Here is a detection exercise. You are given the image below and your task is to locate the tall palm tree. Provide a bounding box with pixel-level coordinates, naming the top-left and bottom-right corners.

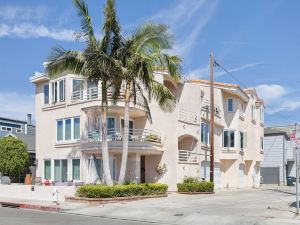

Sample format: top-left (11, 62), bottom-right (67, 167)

top-left (45, 0), bottom-right (123, 186)
top-left (112, 24), bottom-right (182, 184)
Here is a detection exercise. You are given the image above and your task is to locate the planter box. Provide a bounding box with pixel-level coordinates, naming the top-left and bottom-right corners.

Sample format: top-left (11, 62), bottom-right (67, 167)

top-left (66, 194), bottom-right (168, 205)
top-left (177, 192), bottom-right (214, 195)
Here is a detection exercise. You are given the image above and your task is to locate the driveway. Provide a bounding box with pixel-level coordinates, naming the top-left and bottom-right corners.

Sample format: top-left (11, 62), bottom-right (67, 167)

top-left (61, 186), bottom-right (300, 225)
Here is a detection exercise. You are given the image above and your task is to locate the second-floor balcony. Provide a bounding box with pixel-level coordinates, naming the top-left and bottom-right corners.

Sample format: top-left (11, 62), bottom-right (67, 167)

top-left (80, 128), bottom-right (163, 154)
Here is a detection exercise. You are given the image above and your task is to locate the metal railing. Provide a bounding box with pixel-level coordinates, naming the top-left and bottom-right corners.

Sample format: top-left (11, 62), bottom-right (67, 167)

top-left (72, 87), bottom-right (144, 106)
top-left (84, 128), bottom-right (161, 144)
top-left (178, 108), bottom-right (199, 124)
top-left (178, 150), bottom-right (199, 163)
top-left (201, 99), bottom-right (222, 118)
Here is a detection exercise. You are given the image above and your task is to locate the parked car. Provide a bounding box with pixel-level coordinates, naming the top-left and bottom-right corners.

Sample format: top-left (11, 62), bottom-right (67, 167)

top-left (287, 176), bottom-right (296, 186)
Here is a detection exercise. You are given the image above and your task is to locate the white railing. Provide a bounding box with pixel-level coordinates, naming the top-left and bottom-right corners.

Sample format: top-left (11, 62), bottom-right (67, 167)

top-left (178, 108), bottom-right (199, 124)
top-left (72, 87), bottom-right (144, 106)
top-left (201, 99), bottom-right (222, 118)
top-left (84, 128), bottom-right (162, 144)
top-left (178, 150), bottom-right (199, 163)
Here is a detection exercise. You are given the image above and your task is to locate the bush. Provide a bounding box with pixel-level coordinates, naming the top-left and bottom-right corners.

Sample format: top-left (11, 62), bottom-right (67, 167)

top-left (76, 183), bottom-right (168, 198)
top-left (183, 176), bottom-right (200, 183)
top-left (177, 182), bottom-right (214, 192)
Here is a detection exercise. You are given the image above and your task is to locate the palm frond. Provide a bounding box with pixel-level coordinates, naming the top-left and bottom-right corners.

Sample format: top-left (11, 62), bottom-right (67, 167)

top-left (135, 83), bottom-right (152, 123)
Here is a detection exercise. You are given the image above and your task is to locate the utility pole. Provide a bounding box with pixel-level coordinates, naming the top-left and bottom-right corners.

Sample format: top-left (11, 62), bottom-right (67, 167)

top-left (295, 123), bottom-right (299, 214)
top-left (209, 52), bottom-right (215, 183)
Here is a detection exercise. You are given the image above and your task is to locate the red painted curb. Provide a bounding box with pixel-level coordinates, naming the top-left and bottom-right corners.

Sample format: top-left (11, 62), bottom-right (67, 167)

top-left (0, 201), bottom-right (60, 212)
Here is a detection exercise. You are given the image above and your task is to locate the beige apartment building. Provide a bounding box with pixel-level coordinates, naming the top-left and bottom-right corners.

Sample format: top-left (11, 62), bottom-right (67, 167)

top-left (30, 71), bottom-right (264, 191)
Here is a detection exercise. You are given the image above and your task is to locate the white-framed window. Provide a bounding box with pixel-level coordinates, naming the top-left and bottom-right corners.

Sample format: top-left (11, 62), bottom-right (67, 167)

top-left (16, 128), bottom-right (22, 133)
top-left (98, 116), bottom-right (116, 137)
top-left (72, 159), bottom-right (80, 181)
top-left (43, 84), bottom-right (49, 104)
top-left (44, 160), bottom-right (51, 180)
top-left (260, 107), bottom-right (264, 124)
top-left (56, 117), bottom-right (81, 142)
top-left (86, 157), bottom-right (116, 181)
top-left (223, 130), bottom-right (235, 148)
top-left (50, 79), bottom-right (65, 104)
top-left (251, 105), bottom-right (256, 121)
top-left (54, 159), bottom-right (68, 182)
top-left (201, 122), bottom-right (209, 145)
top-left (72, 79), bottom-right (84, 100)
top-left (1, 126), bottom-right (12, 132)
top-left (260, 137), bottom-right (264, 149)
top-left (227, 98), bottom-right (234, 112)
top-left (240, 132), bottom-right (246, 149)
top-left (121, 118), bottom-right (134, 135)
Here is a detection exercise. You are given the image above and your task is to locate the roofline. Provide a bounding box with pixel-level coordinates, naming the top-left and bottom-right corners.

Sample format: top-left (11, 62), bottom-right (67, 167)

top-left (0, 117), bottom-right (27, 124)
top-left (264, 132), bottom-right (289, 139)
top-left (188, 79), bottom-right (250, 100)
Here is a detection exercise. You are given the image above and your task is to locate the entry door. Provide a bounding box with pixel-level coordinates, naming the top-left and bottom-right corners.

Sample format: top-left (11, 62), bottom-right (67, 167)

top-left (140, 156), bottom-right (146, 183)
top-left (201, 161), bottom-right (221, 189)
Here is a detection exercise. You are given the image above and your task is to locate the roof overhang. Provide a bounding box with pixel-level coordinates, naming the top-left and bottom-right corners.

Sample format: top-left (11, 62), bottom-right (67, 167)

top-left (29, 72), bottom-right (50, 84)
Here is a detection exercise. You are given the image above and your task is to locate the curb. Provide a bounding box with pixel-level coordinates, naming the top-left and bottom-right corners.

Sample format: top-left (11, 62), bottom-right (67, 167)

top-left (0, 201), bottom-right (60, 212)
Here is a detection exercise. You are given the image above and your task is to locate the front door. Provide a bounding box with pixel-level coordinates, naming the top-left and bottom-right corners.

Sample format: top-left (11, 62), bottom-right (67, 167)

top-left (140, 156), bottom-right (145, 183)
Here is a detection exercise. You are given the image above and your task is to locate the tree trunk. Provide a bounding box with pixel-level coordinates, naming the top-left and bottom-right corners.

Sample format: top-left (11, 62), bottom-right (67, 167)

top-left (118, 86), bottom-right (130, 184)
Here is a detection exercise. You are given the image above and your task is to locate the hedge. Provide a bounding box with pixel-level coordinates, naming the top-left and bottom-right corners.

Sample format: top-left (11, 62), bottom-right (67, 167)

top-left (76, 183), bottom-right (168, 198)
top-left (177, 182), bottom-right (214, 192)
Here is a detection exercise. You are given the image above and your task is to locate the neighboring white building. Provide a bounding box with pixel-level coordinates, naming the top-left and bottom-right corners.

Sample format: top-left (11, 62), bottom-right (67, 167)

top-left (30, 71), bottom-right (264, 190)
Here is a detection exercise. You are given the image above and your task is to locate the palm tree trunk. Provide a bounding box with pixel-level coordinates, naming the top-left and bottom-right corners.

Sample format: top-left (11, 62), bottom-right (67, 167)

top-left (118, 86), bottom-right (130, 184)
top-left (101, 82), bottom-right (113, 186)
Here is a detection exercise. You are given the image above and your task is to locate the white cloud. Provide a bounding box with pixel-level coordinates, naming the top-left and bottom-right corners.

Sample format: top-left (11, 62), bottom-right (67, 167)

top-left (255, 84), bottom-right (287, 105)
top-left (187, 62), bottom-right (259, 79)
top-left (0, 5), bottom-right (49, 22)
top-left (0, 23), bottom-right (76, 41)
top-left (266, 100), bottom-right (300, 115)
top-left (0, 92), bottom-right (35, 121)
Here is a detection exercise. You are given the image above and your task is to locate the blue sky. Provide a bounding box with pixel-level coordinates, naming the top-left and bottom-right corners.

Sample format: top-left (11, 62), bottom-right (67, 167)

top-left (0, 0), bottom-right (299, 126)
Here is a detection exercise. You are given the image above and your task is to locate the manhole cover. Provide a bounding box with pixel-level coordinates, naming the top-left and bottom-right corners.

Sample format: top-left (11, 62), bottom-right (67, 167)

top-left (174, 213), bottom-right (183, 216)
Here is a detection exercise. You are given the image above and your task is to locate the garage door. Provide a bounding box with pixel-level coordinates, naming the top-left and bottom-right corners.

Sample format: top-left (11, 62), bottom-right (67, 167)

top-left (261, 167), bottom-right (279, 185)
top-left (201, 161), bottom-right (221, 189)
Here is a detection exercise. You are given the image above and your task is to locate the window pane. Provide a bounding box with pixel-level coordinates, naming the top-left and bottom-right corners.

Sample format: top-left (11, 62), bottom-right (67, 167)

top-left (54, 160), bottom-right (61, 181)
top-left (107, 118), bottom-right (115, 136)
top-left (73, 80), bottom-right (84, 92)
top-left (52, 82), bottom-right (58, 103)
top-left (240, 132), bottom-right (244, 149)
top-left (74, 117), bottom-right (80, 140)
top-left (57, 120), bottom-right (63, 141)
top-left (227, 99), bottom-right (233, 112)
top-left (72, 159), bottom-right (80, 180)
top-left (61, 160), bottom-right (68, 182)
top-left (44, 84), bottom-right (49, 104)
top-left (44, 160), bottom-right (51, 180)
top-left (59, 80), bottom-right (65, 102)
top-left (230, 131), bottom-right (235, 147)
top-left (65, 119), bottom-right (71, 140)
top-left (223, 131), bottom-right (228, 147)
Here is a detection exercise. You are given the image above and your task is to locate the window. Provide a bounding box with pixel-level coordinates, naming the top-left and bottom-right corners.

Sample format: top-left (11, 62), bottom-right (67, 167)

top-left (251, 105), bottom-right (256, 121)
top-left (54, 159), bottom-right (68, 182)
top-left (59, 79), bottom-right (65, 102)
top-left (44, 160), bottom-right (51, 180)
top-left (56, 117), bottom-right (81, 141)
top-left (73, 79), bottom-right (84, 99)
top-left (260, 107), bottom-right (264, 124)
top-left (57, 120), bottom-right (63, 141)
top-left (240, 132), bottom-right (246, 149)
top-left (223, 130), bottom-right (235, 148)
top-left (16, 128), bottom-right (22, 133)
top-left (227, 98), bottom-right (234, 112)
top-left (65, 119), bottom-right (72, 140)
top-left (1, 126), bottom-right (12, 132)
top-left (260, 137), bottom-right (264, 149)
top-left (201, 122), bottom-right (209, 145)
top-left (74, 117), bottom-right (80, 140)
top-left (52, 81), bottom-right (58, 103)
top-left (44, 84), bottom-right (49, 104)
top-left (72, 159), bottom-right (80, 180)
top-left (121, 118), bottom-right (134, 135)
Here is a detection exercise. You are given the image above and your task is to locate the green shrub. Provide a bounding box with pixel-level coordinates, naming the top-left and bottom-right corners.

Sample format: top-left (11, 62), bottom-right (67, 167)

top-left (183, 176), bottom-right (200, 183)
top-left (76, 183), bottom-right (168, 198)
top-left (177, 182), bottom-right (214, 192)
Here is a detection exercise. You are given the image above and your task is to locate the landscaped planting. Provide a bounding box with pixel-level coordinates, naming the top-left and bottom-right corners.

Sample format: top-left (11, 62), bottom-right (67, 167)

top-left (177, 177), bottom-right (214, 193)
top-left (76, 183), bottom-right (168, 198)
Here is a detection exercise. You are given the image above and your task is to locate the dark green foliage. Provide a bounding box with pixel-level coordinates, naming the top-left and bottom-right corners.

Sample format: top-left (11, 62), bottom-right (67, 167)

top-left (177, 182), bottom-right (214, 192)
top-left (183, 176), bottom-right (201, 183)
top-left (0, 137), bottom-right (29, 177)
top-left (76, 183), bottom-right (168, 198)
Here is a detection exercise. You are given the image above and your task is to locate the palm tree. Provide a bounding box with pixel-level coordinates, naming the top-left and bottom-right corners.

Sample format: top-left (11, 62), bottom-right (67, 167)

top-left (112, 24), bottom-right (182, 184)
top-left (45, 0), bottom-right (123, 186)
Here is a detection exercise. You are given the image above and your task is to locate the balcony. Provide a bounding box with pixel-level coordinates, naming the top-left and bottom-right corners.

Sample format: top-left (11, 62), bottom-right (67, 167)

top-left (220, 148), bottom-right (239, 160)
top-left (71, 87), bottom-right (145, 110)
top-left (201, 99), bottom-right (223, 126)
top-left (80, 128), bottom-right (163, 154)
top-left (178, 108), bottom-right (199, 125)
top-left (178, 150), bottom-right (199, 164)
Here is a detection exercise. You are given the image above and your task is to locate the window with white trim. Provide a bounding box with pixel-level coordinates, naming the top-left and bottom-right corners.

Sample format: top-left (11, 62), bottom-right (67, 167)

top-left (201, 122), bottom-right (209, 145)
top-left (16, 128), bottom-right (22, 133)
top-left (227, 98), bottom-right (234, 112)
top-left (223, 130), bottom-right (235, 148)
top-left (72, 159), bottom-right (80, 180)
top-left (56, 117), bottom-right (80, 141)
top-left (44, 84), bottom-right (49, 104)
top-left (50, 79), bottom-right (65, 104)
top-left (251, 105), bottom-right (256, 121)
top-left (1, 126), bottom-right (12, 132)
top-left (240, 132), bottom-right (246, 149)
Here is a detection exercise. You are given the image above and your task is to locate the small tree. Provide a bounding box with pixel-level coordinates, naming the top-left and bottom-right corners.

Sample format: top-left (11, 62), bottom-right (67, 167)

top-left (0, 137), bottom-right (29, 177)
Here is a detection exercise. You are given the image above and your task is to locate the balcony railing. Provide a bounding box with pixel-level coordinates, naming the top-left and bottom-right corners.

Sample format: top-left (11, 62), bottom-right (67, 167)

top-left (83, 128), bottom-right (162, 144)
top-left (178, 150), bottom-right (199, 163)
top-left (178, 108), bottom-right (199, 124)
top-left (72, 87), bottom-right (144, 107)
top-left (201, 99), bottom-right (222, 118)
